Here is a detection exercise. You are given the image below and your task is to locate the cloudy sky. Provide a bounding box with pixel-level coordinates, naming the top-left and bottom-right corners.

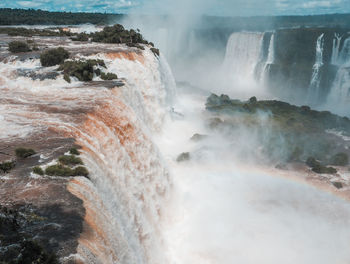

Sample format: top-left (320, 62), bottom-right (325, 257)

top-left (1, 0), bottom-right (349, 16)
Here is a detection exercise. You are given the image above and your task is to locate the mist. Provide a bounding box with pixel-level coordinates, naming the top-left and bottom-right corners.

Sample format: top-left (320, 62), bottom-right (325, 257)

top-left (118, 0), bottom-right (350, 262)
top-left (156, 86), bottom-right (350, 263)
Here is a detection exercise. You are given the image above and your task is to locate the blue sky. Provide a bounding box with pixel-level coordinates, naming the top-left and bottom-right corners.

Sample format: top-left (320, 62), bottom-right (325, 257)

top-left (1, 0), bottom-right (350, 16)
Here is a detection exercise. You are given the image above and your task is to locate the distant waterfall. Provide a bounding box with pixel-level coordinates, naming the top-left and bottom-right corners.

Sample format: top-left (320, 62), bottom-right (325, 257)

top-left (331, 33), bottom-right (342, 65)
top-left (222, 32), bottom-right (264, 84)
top-left (266, 34), bottom-right (275, 65)
top-left (307, 33), bottom-right (324, 104)
top-left (259, 33), bottom-right (275, 84)
top-left (327, 36), bottom-right (350, 115)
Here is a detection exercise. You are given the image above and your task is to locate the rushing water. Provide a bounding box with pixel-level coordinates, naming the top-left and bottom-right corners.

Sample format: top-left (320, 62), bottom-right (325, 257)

top-left (0, 43), bottom-right (175, 263)
top-left (307, 33), bottom-right (325, 104)
top-left (2, 33), bottom-right (350, 264)
top-left (327, 36), bottom-right (350, 115)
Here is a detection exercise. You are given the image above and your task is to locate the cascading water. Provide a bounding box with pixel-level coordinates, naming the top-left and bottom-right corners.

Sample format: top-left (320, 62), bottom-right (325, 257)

top-left (222, 32), bottom-right (265, 93)
top-left (331, 33), bottom-right (342, 65)
top-left (307, 33), bottom-right (325, 104)
top-left (0, 42), bottom-right (176, 263)
top-left (258, 33), bottom-right (275, 84)
top-left (327, 36), bottom-right (350, 115)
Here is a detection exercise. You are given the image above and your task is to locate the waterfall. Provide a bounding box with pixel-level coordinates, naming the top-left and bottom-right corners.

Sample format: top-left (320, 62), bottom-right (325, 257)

top-left (338, 37), bottom-right (350, 65)
top-left (266, 33), bottom-right (275, 65)
top-left (0, 46), bottom-right (176, 263)
top-left (259, 33), bottom-right (275, 84)
top-left (326, 37), bottom-right (350, 115)
top-left (331, 33), bottom-right (342, 65)
top-left (222, 32), bottom-right (265, 85)
top-left (307, 33), bottom-right (324, 104)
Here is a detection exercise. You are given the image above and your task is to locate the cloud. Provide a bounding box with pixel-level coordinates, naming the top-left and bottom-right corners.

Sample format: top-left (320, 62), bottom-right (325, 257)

top-left (302, 0), bottom-right (342, 8)
top-left (1, 0), bottom-right (350, 15)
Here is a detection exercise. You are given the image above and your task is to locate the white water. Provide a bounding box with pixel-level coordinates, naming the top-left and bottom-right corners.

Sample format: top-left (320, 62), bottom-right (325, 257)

top-left (331, 33), bottom-right (342, 65)
top-left (3, 33), bottom-right (350, 264)
top-left (266, 33), bottom-right (275, 65)
top-left (307, 33), bottom-right (325, 105)
top-left (221, 32), bottom-right (265, 96)
top-left (259, 33), bottom-right (275, 84)
top-left (0, 44), bottom-right (175, 263)
top-left (326, 36), bottom-right (350, 115)
top-left (157, 85), bottom-right (350, 264)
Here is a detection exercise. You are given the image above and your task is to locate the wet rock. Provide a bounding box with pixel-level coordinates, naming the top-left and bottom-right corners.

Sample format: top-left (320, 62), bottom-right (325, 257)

top-left (332, 182), bottom-right (343, 189)
top-left (176, 152), bottom-right (190, 162)
top-left (190, 133), bottom-right (208, 142)
top-left (17, 69), bottom-right (60, 81)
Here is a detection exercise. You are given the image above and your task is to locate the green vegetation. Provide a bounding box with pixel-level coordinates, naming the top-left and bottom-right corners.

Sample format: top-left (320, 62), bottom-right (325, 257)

top-left (70, 33), bottom-right (89, 42)
top-left (206, 94), bottom-right (350, 164)
top-left (58, 155), bottom-right (83, 166)
top-left (45, 164), bottom-right (89, 177)
top-left (44, 153), bottom-right (89, 177)
top-left (126, 43), bottom-right (145, 50)
top-left (32, 166), bottom-right (44, 176)
top-left (91, 24), bottom-right (149, 45)
top-left (330, 152), bottom-right (349, 166)
top-left (8, 41), bottom-right (30, 53)
top-left (73, 166), bottom-right (89, 177)
top-left (0, 8), bottom-right (124, 25)
top-left (101, 72), bottom-right (118, 80)
top-left (45, 164), bottom-right (73, 176)
top-left (306, 157), bottom-right (337, 174)
top-left (0, 160), bottom-right (16, 173)
top-left (15, 147), bottom-right (36, 158)
top-left (0, 27), bottom-right (72, 37)
top-left (57, 59), bottom-right (119, 83)
top-left (40, 47), bottom-right (70, 67)
top-left (69, 147), bottom-right (80, 155)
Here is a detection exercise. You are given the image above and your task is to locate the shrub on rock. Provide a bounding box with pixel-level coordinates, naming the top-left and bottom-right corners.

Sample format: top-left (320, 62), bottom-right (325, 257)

top-left (58, 155), bottom-right (83, 166)
top-left (33, 166), bottom-right (44, 175)
top-left (8, 41), bottom-right (30, 53)
top-left (45, 164), bottom-right (73, 176)
top-left (15, 147), bottom-right (36, 158)
top-left (101, 72), bottom-right (118, 80)
top-left (73, 166), bottom-right (89, 177)
top-left (312, 164), bottom-right (337, 174)
top-left (40, 47), bottom-right (69, 67)
top-left (58, 59), bottom-right (106, 82)
top-left (69, 147), bottom-right (80, 155)
top-left (0, 160), bottom-right (16, 173)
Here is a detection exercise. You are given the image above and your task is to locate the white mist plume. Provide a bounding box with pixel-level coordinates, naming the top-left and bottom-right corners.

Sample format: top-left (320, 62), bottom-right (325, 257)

top-left (157, 86), bottom-right (350, 264)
